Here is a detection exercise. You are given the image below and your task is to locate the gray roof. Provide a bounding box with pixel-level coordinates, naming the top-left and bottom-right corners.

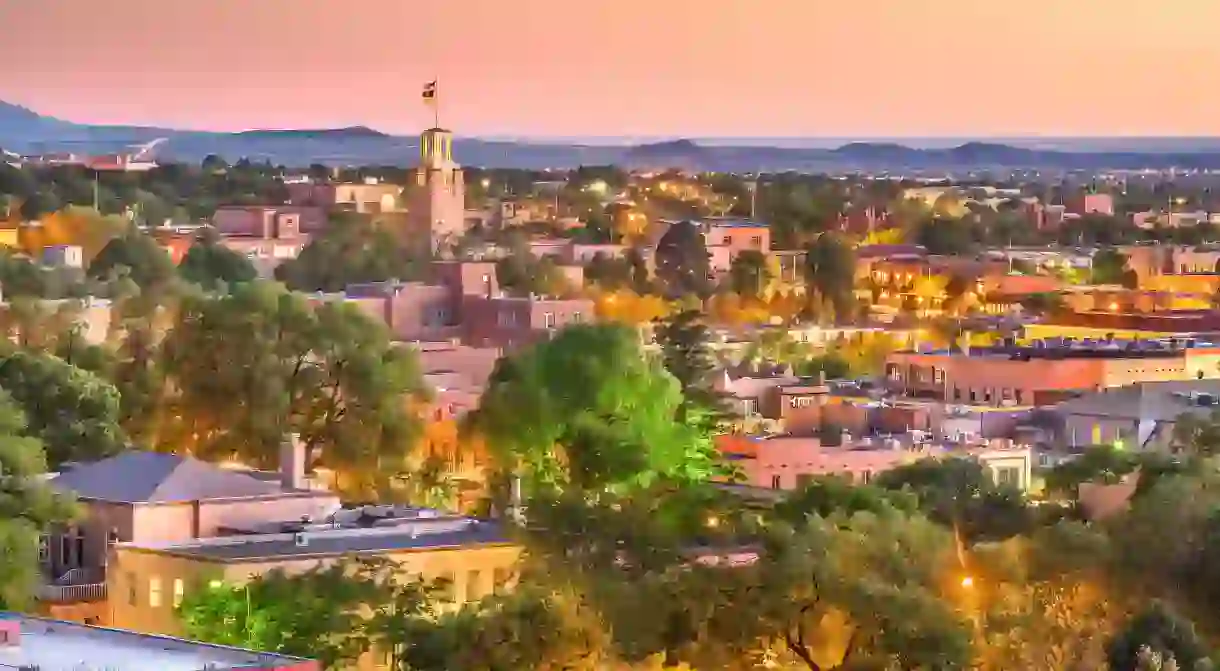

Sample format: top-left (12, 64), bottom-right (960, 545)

top-left (1055, 380), bottom-right (1220, 423)
top-left (50, 451), bottom-right (286, 503)
top-left (155, 522), bottom-right (511, 562)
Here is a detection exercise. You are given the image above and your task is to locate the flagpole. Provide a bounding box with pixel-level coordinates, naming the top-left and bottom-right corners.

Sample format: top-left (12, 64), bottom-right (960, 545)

top-left (433, 77), bottom-right (440, 129)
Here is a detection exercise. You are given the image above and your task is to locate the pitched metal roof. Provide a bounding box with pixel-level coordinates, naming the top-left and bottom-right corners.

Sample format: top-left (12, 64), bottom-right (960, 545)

top-left (49, 451), bottom-right (285, 503)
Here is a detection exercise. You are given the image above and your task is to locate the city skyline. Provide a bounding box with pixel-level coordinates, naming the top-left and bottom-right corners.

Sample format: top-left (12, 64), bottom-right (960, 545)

top-left (2, 0), bottom-right (1218, 138)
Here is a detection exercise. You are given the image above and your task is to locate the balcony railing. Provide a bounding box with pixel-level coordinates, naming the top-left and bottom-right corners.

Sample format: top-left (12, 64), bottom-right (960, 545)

top-left (37, 581), bottom-right (106, 603)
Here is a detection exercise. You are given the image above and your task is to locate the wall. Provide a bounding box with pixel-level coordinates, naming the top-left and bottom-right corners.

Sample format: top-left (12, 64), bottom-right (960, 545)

top-left (109, 542), bottom-right (522, 671)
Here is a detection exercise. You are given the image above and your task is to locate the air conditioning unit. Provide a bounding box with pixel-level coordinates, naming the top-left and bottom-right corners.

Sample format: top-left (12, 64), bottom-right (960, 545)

top-left (293, 532), bottom-right (308, 548)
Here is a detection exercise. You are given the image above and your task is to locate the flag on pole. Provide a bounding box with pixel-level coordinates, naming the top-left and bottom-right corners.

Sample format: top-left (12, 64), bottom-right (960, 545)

top-left (422, 81), bottom-right (437, 102)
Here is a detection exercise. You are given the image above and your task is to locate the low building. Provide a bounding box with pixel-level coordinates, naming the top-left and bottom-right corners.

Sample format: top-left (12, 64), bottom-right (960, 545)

top-left (886, 338), bottom-right (1220, 407)
top-left (107, 508), bottom-right (520, 645)
top-left (0, 613), bottom-right (316, 671)
top-left (42, 443), bottom-right (338, 623)
top-left (212, 205), bottom-right (326, 238)
top-left (1053, 379), bottom-right (1220, 450)
top-left (717, 434), bottom-right (1032, 492)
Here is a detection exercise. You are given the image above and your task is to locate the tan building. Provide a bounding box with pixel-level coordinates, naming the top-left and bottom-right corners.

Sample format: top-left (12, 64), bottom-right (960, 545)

top-left (108, 509), bottom-right (521, 670)
top-left (41, 444), bottom-right (339, 623)
top-left (287, 180), bottom-right (404, 215)
top-left (886, 340), bottom-right (1220, 407)
top-left (404, 128), bottom-right (467, 252)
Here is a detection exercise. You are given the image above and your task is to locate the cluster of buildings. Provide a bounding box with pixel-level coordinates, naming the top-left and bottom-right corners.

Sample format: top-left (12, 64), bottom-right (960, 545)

top-left (33, 439), bottom-right (518, 670)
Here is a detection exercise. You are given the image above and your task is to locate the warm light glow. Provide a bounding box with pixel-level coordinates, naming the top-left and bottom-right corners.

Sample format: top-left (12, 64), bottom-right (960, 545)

top-left (480, 178), bottom-right (490, 188)
top-left (1109, 301), bottom-right (1120, 312)
top-left (960, 576), bottom-right (974, 588)
top-left (706, 515), bottom-right (720, 529)
top-left (208, 579), bottom-right (224, 589)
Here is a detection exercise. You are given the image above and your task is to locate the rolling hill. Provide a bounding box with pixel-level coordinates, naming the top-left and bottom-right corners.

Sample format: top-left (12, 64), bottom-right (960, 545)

top-left (6, 100), bottom-right (1220, 171)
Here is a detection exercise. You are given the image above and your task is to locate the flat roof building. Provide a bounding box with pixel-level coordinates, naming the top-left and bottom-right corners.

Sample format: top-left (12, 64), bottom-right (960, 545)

top-left (0, 613), bottom-right (315, 671)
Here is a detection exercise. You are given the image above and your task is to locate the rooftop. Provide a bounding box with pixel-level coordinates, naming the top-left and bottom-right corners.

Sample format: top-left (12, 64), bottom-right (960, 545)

top-left (0, 614), bottom-right (313, 671)
top-left (902, 337), bottom-right (1219, 361)
top-left (49, 451), bottom-right (328, 504)
top-left (125, 511), bottom-right (512, 563)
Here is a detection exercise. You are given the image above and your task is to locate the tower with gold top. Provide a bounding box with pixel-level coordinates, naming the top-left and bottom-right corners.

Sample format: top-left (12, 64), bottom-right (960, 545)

top-left (405, 81), bottom-right (467, 253)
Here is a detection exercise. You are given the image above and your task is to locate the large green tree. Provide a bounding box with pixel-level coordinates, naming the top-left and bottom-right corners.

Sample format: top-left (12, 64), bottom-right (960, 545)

top-left (275, 213), bottom-right (421, 293)
top-left (0, 349), bottom-right (125, 467)
top-left (158, 281), bottom-right (426, 494)
top-left (0, 391), bottom-right (77, 608)
top-left (469, 324), bottom-right (726, 496)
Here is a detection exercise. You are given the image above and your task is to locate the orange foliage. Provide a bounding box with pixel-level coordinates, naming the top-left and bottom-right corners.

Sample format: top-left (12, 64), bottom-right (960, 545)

top-left (592, 289), bottom-right (671, 325)
top-left (25, 207), bottom-right (128, 263)
top-left (416, 417), bottom-right (492, 475)
top-left (707, 293), bottom-right (771, 327)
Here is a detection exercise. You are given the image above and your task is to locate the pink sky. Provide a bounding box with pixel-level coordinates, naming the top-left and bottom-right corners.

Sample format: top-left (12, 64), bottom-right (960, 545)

top-left (1, 0), bottom-right (1217, 137)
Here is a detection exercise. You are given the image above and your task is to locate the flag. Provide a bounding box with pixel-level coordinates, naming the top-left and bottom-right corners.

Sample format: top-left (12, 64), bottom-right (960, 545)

top-left (422, 81), bottom-right (437, 102)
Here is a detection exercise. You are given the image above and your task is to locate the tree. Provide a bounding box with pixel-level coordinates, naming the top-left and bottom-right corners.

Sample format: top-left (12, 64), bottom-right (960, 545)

top-left (804, 233), bottom-right (857, 322)
top-left (468, 324), bottom-right (726, 497)
top-left (0, 349), bottom-right (125, 468)
top-left (88, 228), bottom-right (178, 290)
top-left (584, 252), bottom-right (633, 291)
top-left (1108, 603), bottom-right (1213, 671)
top-left (275, 213), bottom-right (421, 293)
top-left (653, 309), bottom-right (719, 409)
top-left (727, 249), bottom-right (772, 299)
top-left (654, 221), bottom-right (711, 298)
top-left (178, 228), bottom-right (257, 290)
top-left (158, 282), bottom-right (427, 495)
top-left (402, 585), bottom-right (613, 671)
top-left (874, 457), bottom-right (1031, 566)
top-left (1169, 409), bottom-right (1220, 457)
top-left (495, 252), bottom-right (571, 298)
top-left (771, 477), bottom-right (917, 529)
top-left (913, 216), bottom-right (977, 256)
top-left (1092, 248), bottom-right (1138, 288)
top-left (179, 558), bottom-right (441, 671)
top-left (0, 391), bottom-right (77, 608)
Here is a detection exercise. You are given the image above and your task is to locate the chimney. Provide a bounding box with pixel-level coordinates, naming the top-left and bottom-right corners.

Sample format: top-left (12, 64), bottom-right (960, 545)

top-left (279, 433), bottom-right (307, 491)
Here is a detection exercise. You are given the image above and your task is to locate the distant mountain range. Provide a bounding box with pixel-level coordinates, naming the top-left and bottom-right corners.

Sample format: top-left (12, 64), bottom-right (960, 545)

top-left (7, 100), bottom-right (1220, 171)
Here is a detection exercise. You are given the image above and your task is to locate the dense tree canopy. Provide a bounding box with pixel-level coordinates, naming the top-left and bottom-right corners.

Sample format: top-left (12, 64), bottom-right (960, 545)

top-left (0, 348), bottom-right (125, 467)
top-left (0, 392), bottom-right (76, 608)
top-left (469, 324), bottom-right (726, 496)
top-left (178, 228), bottom-right (258, 290)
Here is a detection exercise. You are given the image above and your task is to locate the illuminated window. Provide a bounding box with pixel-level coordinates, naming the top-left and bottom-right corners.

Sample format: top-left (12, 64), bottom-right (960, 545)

top-left (466, 570), bottom-right (483, 602)
top-left (148, 577), bottom-right (162, 608)
top-left (173, 578), bottom-right (185, 608)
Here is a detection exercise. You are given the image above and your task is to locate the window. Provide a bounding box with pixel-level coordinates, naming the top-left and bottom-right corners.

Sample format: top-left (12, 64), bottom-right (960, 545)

top-left (572, 311), bottom-right (583, 323)
top-left (37, 535), bottom-right (48, 565)
top-left (438, 572), bottom-right (456, 602)
top-left (493, 567), bottom-right (513, 593)
top-left (148, 577), bottom-right (162, 608)
top-left (861, 470), bottom-right (873, 484)
top-left (543, 312), bottom-right (556, 329)
top-left (466, 570), bottom-right (483, 602)
top-left (127, 572), bottom-right (138, 606)
top-left (173, 578), bottom-right (185, 608)
top-left (995, 467), bottom-right (1020, 489)
top-left (770, 475), bottom-right (782, 490)
top-left (750, 235), bottom-right (762, 247)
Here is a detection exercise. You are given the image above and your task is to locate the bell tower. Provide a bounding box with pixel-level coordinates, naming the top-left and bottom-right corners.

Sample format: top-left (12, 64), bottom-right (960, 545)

top-left (405, 127), bottom-right (466, 253)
